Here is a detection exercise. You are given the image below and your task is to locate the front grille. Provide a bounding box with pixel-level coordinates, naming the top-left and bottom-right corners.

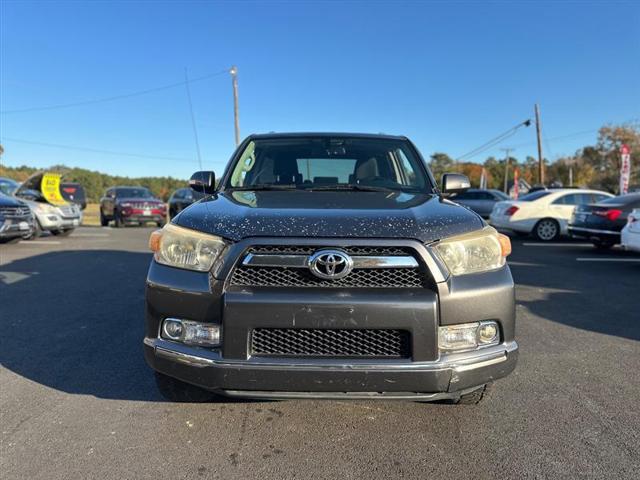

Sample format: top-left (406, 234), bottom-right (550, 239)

top-left (0, 206), bottom-right (31, 218)
top-left (231, 266), bottom-right (424, 288)
top-left (230, 245), bottom-right (428, 288)
top-left (58, 205), bottom-right (78, 218)
top-left (251, 328), bottom-right (411, 358)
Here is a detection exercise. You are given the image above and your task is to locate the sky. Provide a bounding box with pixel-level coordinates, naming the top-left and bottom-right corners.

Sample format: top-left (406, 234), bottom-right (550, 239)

top-left (1, 0), bottom-right (639, 179)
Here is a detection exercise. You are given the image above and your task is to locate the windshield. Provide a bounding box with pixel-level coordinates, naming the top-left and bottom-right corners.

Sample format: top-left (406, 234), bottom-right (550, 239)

top-left (519, 190), bottom-right (552, 201)
top-left (226, 137), bottom-right (433, 192)
top-left (116, 187), bottom-right (152, 198)
top-left (0, 179), bottom-right (19, 195)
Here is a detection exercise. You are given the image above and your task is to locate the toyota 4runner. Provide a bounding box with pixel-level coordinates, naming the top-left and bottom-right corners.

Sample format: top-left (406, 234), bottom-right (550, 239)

top-left (144, 133), bottom-right (517, 404)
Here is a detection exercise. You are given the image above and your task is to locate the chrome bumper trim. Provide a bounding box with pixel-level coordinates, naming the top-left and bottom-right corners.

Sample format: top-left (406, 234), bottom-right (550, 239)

top-left (147, 337), bottom-right (516, 372)
top-left (568, 226), bottom-right (620, 235)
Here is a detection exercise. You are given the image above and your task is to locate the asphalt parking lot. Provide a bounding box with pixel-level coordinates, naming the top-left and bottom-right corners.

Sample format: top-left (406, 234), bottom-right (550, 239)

top-left (1, 227), bottom-right (639, 479)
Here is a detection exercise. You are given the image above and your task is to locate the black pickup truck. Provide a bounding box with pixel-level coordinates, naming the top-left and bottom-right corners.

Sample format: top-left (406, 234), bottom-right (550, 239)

top-left (144, 133), bottom-right (517, 404)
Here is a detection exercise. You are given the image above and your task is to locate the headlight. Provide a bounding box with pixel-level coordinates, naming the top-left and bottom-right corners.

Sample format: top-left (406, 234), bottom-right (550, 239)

top-left (149, 223), bottom-right (226, 272)
top-left (431, 226), bottom-right (511, 276)
top-left (120, 202), bottom-right (132, 207)
top-left (33, 202), bottom-right (57, 214)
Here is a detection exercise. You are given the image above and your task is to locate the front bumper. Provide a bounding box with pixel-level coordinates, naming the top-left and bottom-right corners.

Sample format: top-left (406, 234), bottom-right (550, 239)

top-left (144, 238), bottom-right (518, 399)
top-left (144, 337), bottom-right (518, 399)
top-left (0, 218), bottom-right (34, 238)
top-left (122, 213), bottom-right (165, 224)
top-left (35, 212), bottom-right (80, 230)
top-left (568, 226), bottom-right (620, 242)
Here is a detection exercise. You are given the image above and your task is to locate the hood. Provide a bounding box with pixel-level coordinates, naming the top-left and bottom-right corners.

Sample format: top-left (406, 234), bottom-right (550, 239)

top-left (174, 190), bottom-right (484, 243)
top-left (0, 193), bottom-right (27, 207)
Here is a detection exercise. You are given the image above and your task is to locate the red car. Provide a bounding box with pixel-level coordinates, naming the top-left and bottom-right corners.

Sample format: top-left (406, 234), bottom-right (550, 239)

top-left (99, 186), bottom-right (166, 228)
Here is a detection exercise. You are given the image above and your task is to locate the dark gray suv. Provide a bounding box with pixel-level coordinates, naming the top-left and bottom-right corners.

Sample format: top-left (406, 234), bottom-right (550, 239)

top-left (144, 133), bottom-right (517, 404)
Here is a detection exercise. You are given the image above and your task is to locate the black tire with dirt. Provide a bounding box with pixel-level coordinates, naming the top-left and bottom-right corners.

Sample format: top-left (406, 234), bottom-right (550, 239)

top-left (51, 228), bottom-right (75, 237)
top-left (154, 372), bottom-right (219, 403)
top-left (533, 218), bottom-right (560, 242)
top-left (27, 220), bottom-right (43, 239)
top-left (100, 211), bottom-right (109, 227)
top-left (114, 211), bottom-right (124, 228)
top-left (453, 384), bottom-right (489, 405)
top-left (592, 239), bottom-right (615, 250)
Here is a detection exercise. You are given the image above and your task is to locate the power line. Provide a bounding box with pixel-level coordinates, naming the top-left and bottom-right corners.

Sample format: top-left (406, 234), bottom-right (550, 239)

top-left (184, 68), bottom-right (203, 170)
top-left (0, 69), bottom-right (230, 115)
top-left (455, 119), bottom-right (531, 161)
top-left (0, 137), bottom-right (198, 162)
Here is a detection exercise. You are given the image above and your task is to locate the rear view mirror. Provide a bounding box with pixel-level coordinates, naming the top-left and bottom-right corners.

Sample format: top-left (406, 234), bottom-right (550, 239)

top-left (189, 171), bottom-right (216, 195)
top-left (442, 173), bottom-right (470, 194)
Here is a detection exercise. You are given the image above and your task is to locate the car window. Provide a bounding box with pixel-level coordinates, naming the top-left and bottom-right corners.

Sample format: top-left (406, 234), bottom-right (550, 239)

top-left (227, 137), bottom-right (431, 191)
top-left (452, 191), bottom-right (473, 200)
top-left (172, 189), bottom-right (185, 200)
top-left (477, 191), bottom-right (494, 200)
top-left (115, 187), bottom-right (152, 198)
top-left (553, 193), bottom-right (591, 205)
top-left (592, 194), bottom-right (611, 203)
top-left (492, 191), bottom-right (510, 200)
top-left (519, 190), bottom-right (551, 201)
top-left (597, 193), bottom-right (640, 206)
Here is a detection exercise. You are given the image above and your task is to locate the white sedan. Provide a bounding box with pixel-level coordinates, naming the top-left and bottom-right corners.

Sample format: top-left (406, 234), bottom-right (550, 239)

top-left (489, 188), bottom-right (613, 241)
top-left (621, 209), bottom-right (640, 252)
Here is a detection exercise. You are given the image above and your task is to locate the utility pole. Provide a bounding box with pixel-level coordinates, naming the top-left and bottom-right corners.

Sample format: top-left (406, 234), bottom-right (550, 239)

top-left (230, 66), bottom-right (240, 146)
top-left (535, 103), bottom-right (544, 185)
top-left (501, 147), bottom-right (513, 194)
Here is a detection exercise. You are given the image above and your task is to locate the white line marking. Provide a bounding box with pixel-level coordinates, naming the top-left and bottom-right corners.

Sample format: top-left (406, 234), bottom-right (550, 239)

top-left (576, 257), bottom-right (640, 262)
top-left (19, 241), bottom-right (61, 245)
top-left (522, 243), bottom-right (592, 247)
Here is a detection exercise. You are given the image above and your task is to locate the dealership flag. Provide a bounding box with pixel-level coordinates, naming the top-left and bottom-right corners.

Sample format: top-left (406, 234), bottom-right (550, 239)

top-left (513, 169), bottom-right (519, 199)
top-left (620, 144), bottom-right (631, 195)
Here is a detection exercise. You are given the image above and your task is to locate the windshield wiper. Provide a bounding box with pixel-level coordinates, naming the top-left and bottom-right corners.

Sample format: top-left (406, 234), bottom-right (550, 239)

top-left (301, 184), bottom-right (396, 193)
top-left (227, 184), bottom-right (298, 191)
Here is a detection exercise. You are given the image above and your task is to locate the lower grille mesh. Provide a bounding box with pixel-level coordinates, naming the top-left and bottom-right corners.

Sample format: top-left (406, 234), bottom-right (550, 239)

top-left (251, 328), bottom-right (411, 358)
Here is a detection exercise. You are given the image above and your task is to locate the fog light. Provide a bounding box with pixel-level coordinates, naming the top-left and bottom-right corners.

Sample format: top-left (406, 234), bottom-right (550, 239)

top-left (478, 322), bottom-right (499, 345)
top-left (161, 318), bottom-right (221, 346)
top-left (438, 321), bottom-right (500, 352)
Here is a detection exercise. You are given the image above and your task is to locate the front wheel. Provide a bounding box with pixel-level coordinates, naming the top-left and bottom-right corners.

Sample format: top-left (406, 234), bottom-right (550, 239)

top-left (154, 372), bottom-right (219, 403)
top-left (533, 218), bottom-right (560, 242)
top-left (100, 211), bottom-right (109, 227)
top-left (51, 228), bottom-right (75, 237)
top-left (114, 211), bottom-right (124, 228)
top-left (453, 384), bottom-right (489, 405)
top-left (592, 239), bottom-right (615, 250)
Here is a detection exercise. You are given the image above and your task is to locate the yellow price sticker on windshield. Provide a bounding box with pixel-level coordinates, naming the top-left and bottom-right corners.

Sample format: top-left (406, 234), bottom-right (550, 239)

top-left (40, 173), bottom-right (68, 206)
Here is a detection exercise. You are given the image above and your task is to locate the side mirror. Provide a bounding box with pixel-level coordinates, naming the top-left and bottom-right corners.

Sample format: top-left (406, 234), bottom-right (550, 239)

top-left (442, 173), bottom-right (470, 194)
top-left (189, 171), bottom-right (216, 195)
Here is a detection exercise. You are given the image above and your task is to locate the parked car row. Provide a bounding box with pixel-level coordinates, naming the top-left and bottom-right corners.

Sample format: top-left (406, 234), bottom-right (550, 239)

top-left (458, 185), bottom-right (640, 250)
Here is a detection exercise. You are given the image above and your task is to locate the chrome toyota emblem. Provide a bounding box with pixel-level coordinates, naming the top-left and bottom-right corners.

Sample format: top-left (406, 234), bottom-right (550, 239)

top-left (308, 250), bottom-right (354, 280)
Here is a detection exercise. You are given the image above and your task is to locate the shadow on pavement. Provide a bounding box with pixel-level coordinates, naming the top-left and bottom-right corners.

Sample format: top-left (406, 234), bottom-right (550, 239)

top-left (510, 243), bottom-right (640, 341)
top-left (0, 249), bottom-right (162, 401)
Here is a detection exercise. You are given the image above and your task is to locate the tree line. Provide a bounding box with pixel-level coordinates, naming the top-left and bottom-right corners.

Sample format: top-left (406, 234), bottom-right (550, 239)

top-left (429, 123), bottom-right (639, 193)
top-left (1, 123), bottom-right (637, 201)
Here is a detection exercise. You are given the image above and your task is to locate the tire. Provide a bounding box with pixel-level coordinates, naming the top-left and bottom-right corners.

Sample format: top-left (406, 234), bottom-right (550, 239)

top-left (0, 236), bottom-right (22, 244)
top-left (156, 220), bottom-right (166, 228)
top-left (51, 228), bottom-right (75, 237)
top-left (592, 239), bottom-right (614, 250)
top-left (154, 372), bottom-right (218, 403)
top-left (453, 384), bottom-right (489, 405)
top-left (28, 220), bottom-right (43, 239)
top-left (114, 211), bottom-right (124, 228)
top-left (533, 218), bottom-right (560, 242)
top-left (100, 211), bottom-right (109, 227)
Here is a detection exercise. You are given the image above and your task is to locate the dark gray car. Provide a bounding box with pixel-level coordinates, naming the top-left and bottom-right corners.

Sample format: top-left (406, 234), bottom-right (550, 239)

top-left (144, 133), bottom-right (517, 404)
top-left (451, 188), bottom-right (510, 218)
